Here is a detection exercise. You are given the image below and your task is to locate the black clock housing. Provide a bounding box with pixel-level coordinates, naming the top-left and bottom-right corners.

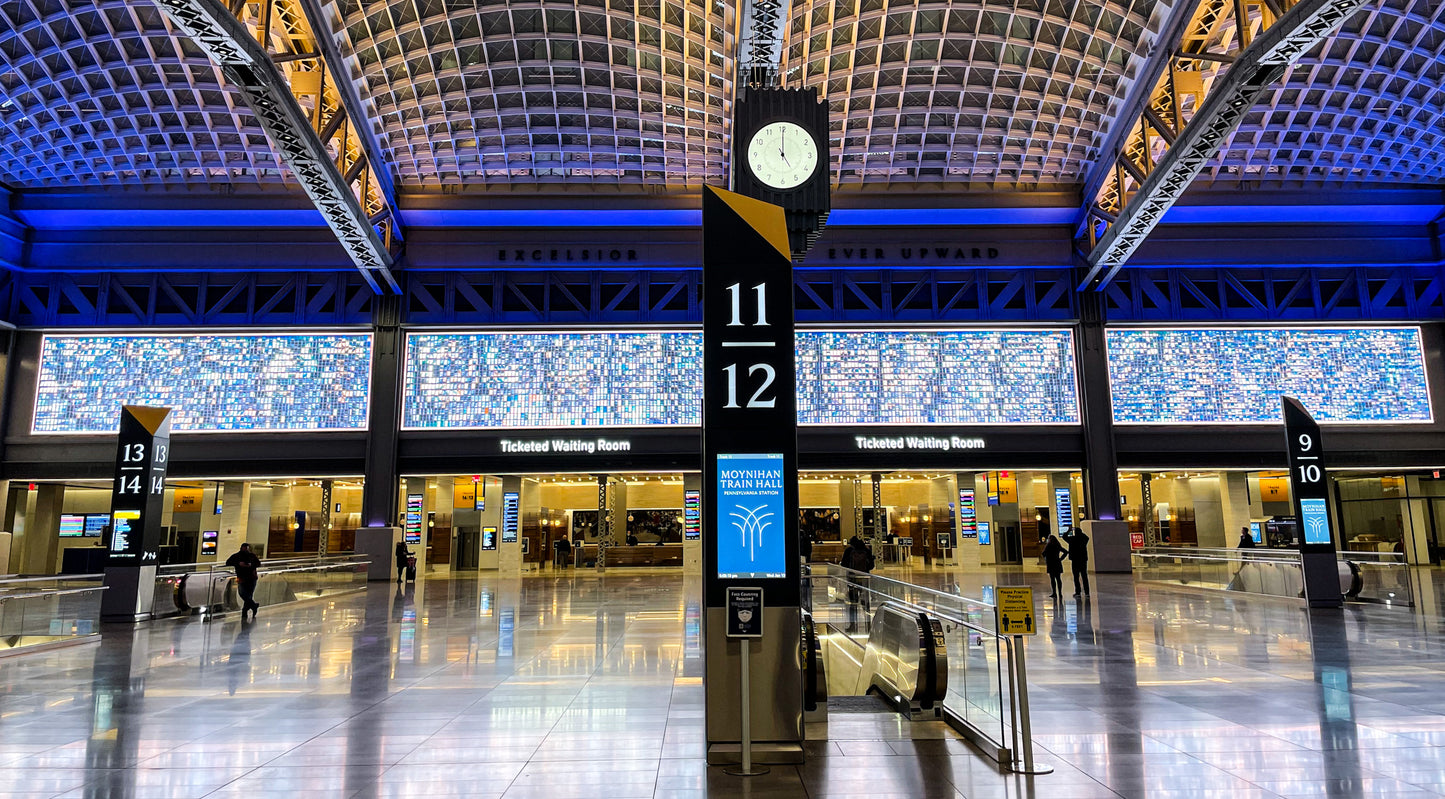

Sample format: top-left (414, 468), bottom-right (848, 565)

top-left (732, 86), bottom-right (831, 258)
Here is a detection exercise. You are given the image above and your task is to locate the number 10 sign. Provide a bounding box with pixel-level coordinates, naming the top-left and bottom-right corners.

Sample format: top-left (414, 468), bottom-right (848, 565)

top-left (1282, 396), bottom-right (1343, 607)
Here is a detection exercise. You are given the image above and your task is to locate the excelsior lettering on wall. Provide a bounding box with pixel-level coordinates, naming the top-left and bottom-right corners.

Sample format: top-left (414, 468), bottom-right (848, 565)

top-left (854, 435), bottom-right (986, 451)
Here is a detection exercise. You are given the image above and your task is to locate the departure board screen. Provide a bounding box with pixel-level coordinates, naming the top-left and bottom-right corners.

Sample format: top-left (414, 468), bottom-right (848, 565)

top-left (796, 329), bottom-right (1080, 425)
top-left (404, 328), bottom-right (1079, 428)
top-left (1106, 327), bottom-right (1432, 424)
top-left (34, 333), bottom-right (373, 434)
top-left (403, 331), bottom-right (703, 429)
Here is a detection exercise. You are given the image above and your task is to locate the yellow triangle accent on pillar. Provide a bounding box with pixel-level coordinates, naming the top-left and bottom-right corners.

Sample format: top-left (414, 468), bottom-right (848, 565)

top-left (705, 186), bottom-right (792, 262)
top-left (123, 405), bottom-right (172, 435)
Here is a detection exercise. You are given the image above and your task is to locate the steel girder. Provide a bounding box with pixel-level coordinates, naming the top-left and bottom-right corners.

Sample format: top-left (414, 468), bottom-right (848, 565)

top-left (149, 0), bottom-right (401, 293)
top-left (1101, 265), bottom-right (1445, 321)
top-left (738, 0), bottom-right (786, 87)
top-left (1078, 0), bottom-right (1370, 289)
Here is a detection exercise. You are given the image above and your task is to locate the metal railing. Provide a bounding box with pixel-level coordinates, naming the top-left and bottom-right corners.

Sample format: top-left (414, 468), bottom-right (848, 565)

top-left (152, 554), bottom-right (370, 619)
top-left (0, 575), bottom-right (107, 656)
top-left (1132, 546), bottom-right (1415, 607)
top-left (807, 565), bottom-right (1048, 774)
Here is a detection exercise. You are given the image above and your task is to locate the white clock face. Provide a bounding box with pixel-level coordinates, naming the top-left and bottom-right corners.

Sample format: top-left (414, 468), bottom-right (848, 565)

top-left (747, 121), bottom-right (818, 190)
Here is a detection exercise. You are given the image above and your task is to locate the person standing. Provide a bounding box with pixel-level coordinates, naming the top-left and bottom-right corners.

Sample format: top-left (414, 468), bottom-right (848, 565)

top-left (1041, 532), bottom-right (1066, 599)
top-left (1064, 526), bottom-right (1090, 597)
top-left (395, 540), bottom-right (412, 583)
top-left (225, 543), bottom-right (262, 619)
top-left (1238, 526), bottom-right (1257, 549)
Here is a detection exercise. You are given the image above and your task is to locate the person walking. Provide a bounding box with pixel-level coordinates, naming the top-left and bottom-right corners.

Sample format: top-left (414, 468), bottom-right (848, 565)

top-left (1064, 526), bottom-right (1090, 597)
top-left (1041, 531), bottom-right (1066, 599)
top-left (554, 536), bottom-right (572, 569)
top-left (1237, 526), bottom-right (1257, 549)
top-left (395, 540), bottom-right (412, 583)
top-left (225, 543), bottom-right (262, 619)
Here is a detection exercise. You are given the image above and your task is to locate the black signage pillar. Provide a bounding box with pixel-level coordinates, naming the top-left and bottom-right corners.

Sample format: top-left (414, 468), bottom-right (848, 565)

top-left (101, 405), bottom-right (173, 622)
top-left (701, 186), bottom-right (803, 764)
top-left (362, 294), bottom-right (403, 528)
top-left (1283, 397), bottom-right (1343, 608)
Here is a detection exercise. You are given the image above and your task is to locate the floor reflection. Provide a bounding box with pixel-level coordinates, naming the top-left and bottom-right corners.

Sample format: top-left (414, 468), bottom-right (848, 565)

top-left (0, 567), bottom-right (1441, 797)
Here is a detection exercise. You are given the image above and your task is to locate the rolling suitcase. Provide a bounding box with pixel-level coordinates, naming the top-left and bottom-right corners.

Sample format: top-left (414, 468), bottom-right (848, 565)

top-left (406, 555), bottom-right (417, 581)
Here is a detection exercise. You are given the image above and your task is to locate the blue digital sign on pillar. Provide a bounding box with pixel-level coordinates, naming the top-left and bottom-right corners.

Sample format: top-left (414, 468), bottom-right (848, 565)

top-left (715, 454), bottom-right (787, 579)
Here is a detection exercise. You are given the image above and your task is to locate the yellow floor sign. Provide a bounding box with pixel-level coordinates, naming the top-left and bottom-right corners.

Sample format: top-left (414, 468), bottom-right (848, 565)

top-left (995, 586), bottom-right (1036, 635)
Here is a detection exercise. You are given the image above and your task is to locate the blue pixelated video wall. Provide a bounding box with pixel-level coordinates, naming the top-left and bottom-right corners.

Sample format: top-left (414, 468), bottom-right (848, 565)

top-left (34, 333), bottom-right (373, 433)
top-left (403, 331), bottom-right (703, 428)
top-left (796, 330), bottom-right (1080, 424)
top-left (403, 329), bottom-right (1080, 428)
top-left (1106, 327), bottom-right (1433, 424)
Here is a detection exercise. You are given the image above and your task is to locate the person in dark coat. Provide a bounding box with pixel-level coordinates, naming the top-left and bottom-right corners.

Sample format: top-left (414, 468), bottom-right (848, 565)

top-left (395, 540), bottom-right (412, 583)
top-left (225, 543), bottom-right (262, 619)
top-left (1064, 526), bottom-right (1090, 597)
top-left (840, 537), bottom-right (875, 631)
top-left (1238, 526), bottom-right (1257, 549)
top-left (1041, 532), bottom-right (1066, 598)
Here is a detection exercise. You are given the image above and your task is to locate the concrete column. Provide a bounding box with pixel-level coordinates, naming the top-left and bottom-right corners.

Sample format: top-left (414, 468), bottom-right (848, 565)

top-left (24, 484), bottom-right (64, 575)
top-left (610, 479), bottom-right (628, 544)
top-left (930, 475), bottom-right (954, 564)
top-left (975, 473), bottom-right (997, 565)
top-left (1191, 476), bottom-right (1228, 548)
top-left (839, 479), bottom-right (858, 541)
top-left (499, 476), bottom-right (523, 574)
top-left (4, 484), bottom-right (27, 573)
top-left (684, 474), bottom-right (702, 573)
top-left (214, 482), bottom-right (252, 562)
top-left (1219, 472), bottom-right (1252, 548)
top-left (1403, 476), bottom-right (1431, 565)
top-left (432, 477), bottom-right (455, 570)
top-left (478, 476), bottom-right (502, 571)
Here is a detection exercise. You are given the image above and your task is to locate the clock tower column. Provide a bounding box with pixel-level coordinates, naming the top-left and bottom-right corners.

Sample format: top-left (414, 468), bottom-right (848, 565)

top-left (731, 87), bottom-right (831, 258)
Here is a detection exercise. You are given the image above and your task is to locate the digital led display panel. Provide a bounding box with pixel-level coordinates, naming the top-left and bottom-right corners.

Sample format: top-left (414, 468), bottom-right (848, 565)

top-left (34, 333), bottom-right (373, 434)
top-left (404, 494), bottom-right (424, 545)
top-left (403, 329), bottom-right (1079, 429)
top-left (715, 453), bottom-right (787, 580)
top-left (684, 489), bottom-right (701, 541)
top-left (958, 488), bottom-right (977, 538)
top-left (796, 329), bottom-right (1079, 425)
top-left (1055, 488), bottom-right (1073, 536)
top-left (1300, 498), bottom-right (1332, 545)
top-left (84, 515), bottom-right (108, 537)
top-left (403, 331), bottom-right (703, 429)
top-left (502, 493), bottom-right (520, 544)
top-left (1106, 327), bottom-right (1432, 424)
top-left (59, 514), bottom-right (85, 538)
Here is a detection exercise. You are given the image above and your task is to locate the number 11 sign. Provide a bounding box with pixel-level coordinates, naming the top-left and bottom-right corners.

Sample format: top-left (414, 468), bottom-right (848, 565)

top-left (1283, 396), bottom-right (1343, 607)
top-left (701, 186), bottom-right (800, 609)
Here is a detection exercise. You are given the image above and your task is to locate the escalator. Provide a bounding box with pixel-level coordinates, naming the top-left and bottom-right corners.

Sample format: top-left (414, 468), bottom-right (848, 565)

top-left (802, 601), bottom-right (949, 720)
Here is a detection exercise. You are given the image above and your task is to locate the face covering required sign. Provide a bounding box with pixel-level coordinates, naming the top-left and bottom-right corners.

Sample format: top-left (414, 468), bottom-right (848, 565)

top-left (715, 453), bottom-right (787, 580)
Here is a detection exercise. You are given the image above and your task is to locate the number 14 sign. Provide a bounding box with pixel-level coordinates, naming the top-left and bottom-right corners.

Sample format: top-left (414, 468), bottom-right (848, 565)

top-left (108, 406), bottom-right (173, 566)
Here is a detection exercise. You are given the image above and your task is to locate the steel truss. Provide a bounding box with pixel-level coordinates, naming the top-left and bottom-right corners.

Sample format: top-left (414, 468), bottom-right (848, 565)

top-left (150, 0), bottom-right (402, 292)
top-left (404, 271), bottom-right (701, 325)
top-left (1078, 0), bottom-right (1369, 287)
top-left (6, 272), bottom-right (376, 327)
top-left (8, 266), bottom-right (1442, 328)
top-left (1103, 265), bottom-right (1445, 322)
top-left (794, 269), bottom-right (1077, 323)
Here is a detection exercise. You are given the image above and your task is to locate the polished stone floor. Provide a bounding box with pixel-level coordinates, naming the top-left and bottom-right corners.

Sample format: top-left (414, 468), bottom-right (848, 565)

top-left (0, 565), bottom-right (1442, 798)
